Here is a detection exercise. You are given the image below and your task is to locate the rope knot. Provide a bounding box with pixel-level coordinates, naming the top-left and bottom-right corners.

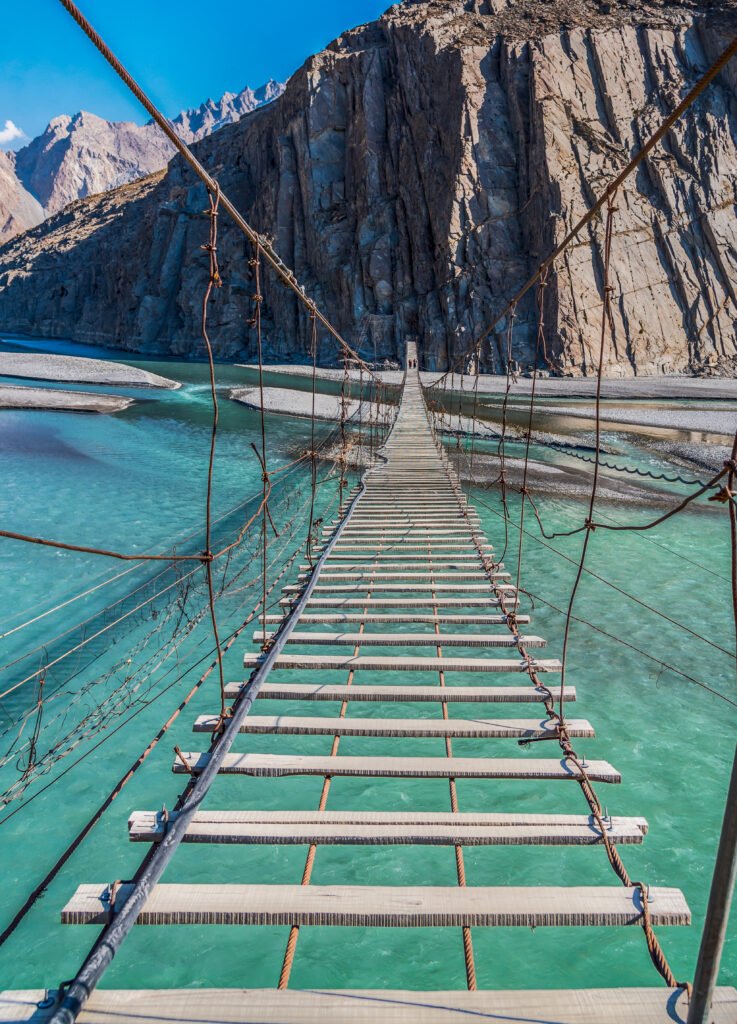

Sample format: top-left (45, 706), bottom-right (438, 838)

top-left (708, 485), bottom-right (734, 504)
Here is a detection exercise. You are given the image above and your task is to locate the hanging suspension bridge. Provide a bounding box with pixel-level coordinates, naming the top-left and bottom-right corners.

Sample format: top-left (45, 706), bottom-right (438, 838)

top-left (1, 2), bottom-right (737, 1022)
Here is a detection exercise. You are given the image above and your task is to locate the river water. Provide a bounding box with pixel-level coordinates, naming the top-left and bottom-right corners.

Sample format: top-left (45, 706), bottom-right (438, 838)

top-left (0, 338), bottom-right (735, 996)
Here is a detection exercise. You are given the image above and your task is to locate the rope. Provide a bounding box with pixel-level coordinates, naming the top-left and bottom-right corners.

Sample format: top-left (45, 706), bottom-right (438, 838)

top-left (0, 547), bottom-right (300, 945)
top-left (200, 186), bottom-right (227, 724)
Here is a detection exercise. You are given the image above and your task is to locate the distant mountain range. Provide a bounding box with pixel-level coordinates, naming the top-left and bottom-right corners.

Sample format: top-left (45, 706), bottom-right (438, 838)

top-left (0, 81), bottom-right (283, 244)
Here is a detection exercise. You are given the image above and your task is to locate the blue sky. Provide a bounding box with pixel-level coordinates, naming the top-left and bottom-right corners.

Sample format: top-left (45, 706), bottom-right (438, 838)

top-left (0, 0), bottom-right (392, 148)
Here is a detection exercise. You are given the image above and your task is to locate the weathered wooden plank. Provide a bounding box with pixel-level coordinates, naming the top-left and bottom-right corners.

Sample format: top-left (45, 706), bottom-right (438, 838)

top-left (224, 681), bottom-right (572, 702)
top-left (282, 583), bottom-right (515, 594)
top-left (253, 630), bottom-right (545, 648)
top-left (193, 714), bottom-right (593, 738)
top-left (332, 530), bottom-right (481, 537)
top-left (129, 807), bottom-right (646, 832)
top-left (61, 883), bottom-right (689, 927)
top-left (172, 752), bottom-right (620, 782)
top-left (331, 543), bottom-right (494, 551)
top-left (242, 653), bottom-right (560, 673)
top-left (304, 560), bottom-right (498, 570)
top-left (262, 614), bottom-right (531, 625)
top-left (287, 597), bottom-right (517, 608)
top-left (297, 572), bottom-right (511, 583)
top-left (5, 987), bottom-right (735, 1024)
top-left (128, 809), bottom-right (646, 846)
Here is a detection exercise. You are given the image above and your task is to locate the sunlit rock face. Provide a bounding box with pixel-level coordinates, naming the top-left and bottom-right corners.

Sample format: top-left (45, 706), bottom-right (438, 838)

top-left (0, 151), bottom-right (44, 245)
top-left (1, 1), bottom-right (735, 376)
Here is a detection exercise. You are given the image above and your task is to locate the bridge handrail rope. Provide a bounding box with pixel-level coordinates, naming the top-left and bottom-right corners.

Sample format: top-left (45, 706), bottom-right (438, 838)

top-left (0, 529), bottom-right (310, 946)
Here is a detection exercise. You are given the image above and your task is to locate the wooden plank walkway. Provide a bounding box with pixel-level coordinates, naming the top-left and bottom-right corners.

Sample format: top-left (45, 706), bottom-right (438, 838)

top-left (57, 343), bottom-right (696, 1018)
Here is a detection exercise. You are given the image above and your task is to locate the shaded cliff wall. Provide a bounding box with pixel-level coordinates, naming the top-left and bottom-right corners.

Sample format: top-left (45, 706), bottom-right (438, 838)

top-left (0, 0), bottom-right (735, 375)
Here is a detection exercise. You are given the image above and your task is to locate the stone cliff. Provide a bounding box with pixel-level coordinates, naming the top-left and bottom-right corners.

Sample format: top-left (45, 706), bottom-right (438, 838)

top-left (1, 0), bottom-right (736, 375)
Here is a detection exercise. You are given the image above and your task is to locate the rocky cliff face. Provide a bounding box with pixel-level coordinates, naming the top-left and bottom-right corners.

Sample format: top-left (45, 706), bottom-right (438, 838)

top-left (1, 0), bottom-right (736, 375)
top-left (0, 81), bottom-right (283, 238)
top-left (0, 152), bottom-right (44, 243)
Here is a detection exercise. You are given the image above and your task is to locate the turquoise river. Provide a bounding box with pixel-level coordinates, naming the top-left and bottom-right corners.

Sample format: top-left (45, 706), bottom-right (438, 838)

top-left (0, 337), bottom-right (735, 995)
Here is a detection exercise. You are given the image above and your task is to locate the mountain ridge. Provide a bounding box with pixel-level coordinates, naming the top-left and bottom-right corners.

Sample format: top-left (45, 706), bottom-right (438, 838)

top-left (0, 80), bottom-right (283, 241)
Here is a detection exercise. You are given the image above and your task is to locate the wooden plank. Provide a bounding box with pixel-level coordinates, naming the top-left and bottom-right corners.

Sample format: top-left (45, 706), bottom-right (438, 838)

top-left (333, 533), bottom-right (485, 541)
top-left (315, 561), bottom-right (492, 569)
top-left (305, 558), bottom-right (497, 568)
top-left (242, 654), bottom-right (560, 672)
top-left (224, 681), bottom-right (573, 702)
top-left (61, 883), bottom-right (689, 927)
top-left (253, 630), bottom-right (545, 648)
top-left (172, 752), bottom-right (621, 782)
top-left (297, 572), bottom-right (511, 582)
top-left (331, 544), bottom-right (494, 551)
top-left (339, 514), bottom-right (481, 521)
top-left (288, 598), bottom-right (516, 608)
top-left (193, 714), bottom-right (593, 739)
top-left (282, 584), bottom-right (515, 594)
top-left (6, 987), bottom-right (734, 1024)
top-left (262, 614), bottom-right (532, 625)
top-left (128, 809), bottom-right (646, 846)
top-left (130, 807), bottom-right (647, 830)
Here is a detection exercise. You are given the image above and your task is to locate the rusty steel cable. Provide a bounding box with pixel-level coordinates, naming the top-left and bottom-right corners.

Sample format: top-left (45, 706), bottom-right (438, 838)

top-left (514, 272), bottom-right (548, 605)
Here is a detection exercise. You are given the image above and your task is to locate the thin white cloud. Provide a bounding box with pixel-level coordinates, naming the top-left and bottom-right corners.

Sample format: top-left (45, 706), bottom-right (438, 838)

top-left (0, 120), bottom-right (26, 146)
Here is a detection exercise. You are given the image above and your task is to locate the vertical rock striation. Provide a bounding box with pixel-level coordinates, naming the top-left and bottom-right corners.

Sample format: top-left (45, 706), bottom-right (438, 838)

top-left (0, 1), bottom-right (735, 375)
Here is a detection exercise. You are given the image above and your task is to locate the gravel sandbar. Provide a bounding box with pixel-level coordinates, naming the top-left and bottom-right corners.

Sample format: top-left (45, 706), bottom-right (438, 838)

top-left (0, 385), bottom-right (133, 413)
top-left (0, 352), bottom-right (180, 389)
